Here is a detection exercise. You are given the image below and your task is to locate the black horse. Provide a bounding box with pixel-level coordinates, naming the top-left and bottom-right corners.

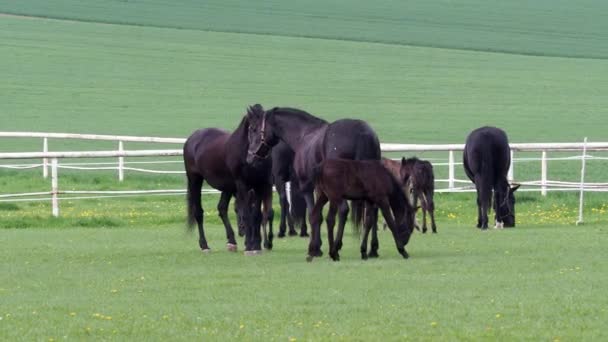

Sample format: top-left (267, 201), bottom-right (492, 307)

top-left (246, 106), bottom-right (381, 260)
top-left (463, 126), bottom-right (520, 229)
top-left (313, 159), bottom-right (416, 261)
top-left (183, 109), bottom-right (274, 253)
top-left (272, 141), bottom-right (308, 238)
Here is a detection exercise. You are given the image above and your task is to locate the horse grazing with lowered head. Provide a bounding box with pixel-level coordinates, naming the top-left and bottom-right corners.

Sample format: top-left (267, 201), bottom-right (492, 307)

top-left (183, 109), bottom-right (274, 253)
top-left (272, 141), bottom-right (308, 238)
top-left (245, 105), bottom-right (381, 261)
top-left (312, 159), bottom-right (416, 261)
top-left (463, 126), bottom-right (520, 229)
top-left (382, 157), bottom-right (437, 233)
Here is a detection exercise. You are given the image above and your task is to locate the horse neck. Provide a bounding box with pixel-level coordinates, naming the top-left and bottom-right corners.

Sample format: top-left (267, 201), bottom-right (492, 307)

top-left (388, 179), bottom-right (409, 223)
top-left (272, 109), bottom-right (327, 150)
top-left (227, 117), bottom-right (249, 158)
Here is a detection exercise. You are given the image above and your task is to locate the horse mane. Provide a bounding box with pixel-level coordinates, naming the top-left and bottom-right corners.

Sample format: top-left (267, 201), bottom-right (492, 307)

top-left (403, 156), bottom-right (420, 165)
top-left (268, 107), bottom-right (328, 125)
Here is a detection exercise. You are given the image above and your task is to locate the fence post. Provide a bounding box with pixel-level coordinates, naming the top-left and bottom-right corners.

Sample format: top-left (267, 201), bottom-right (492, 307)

top-left (118, 140), bottom-right (124, 181)
top-left (576, 138), bottom-right (588, 225)
top-left (51, 158), bottom-right (59, 217)
top-left (541, 151), bottom-right (547, 196)
top-left (43, 138), bottom-right (49, 178)
top-left (508, 149), bottom-right (514, 182)
top-left (448, 150), bottom-right (455, 190)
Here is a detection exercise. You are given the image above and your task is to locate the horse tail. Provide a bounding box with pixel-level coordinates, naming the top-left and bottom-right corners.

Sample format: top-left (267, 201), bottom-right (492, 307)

top-left (350, 199), bottom-right (365, 233)
top-left (288, 177), bottom-right (307, 227)
top-left (185, 173), bottom-right (203, 231)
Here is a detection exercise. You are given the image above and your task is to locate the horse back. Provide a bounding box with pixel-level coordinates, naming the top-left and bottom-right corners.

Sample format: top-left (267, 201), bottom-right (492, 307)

top-left (324, 119), bottom-right (381, 160)
top-left (183, 128), bottom-right (236, 190)
top-left (463, 126), bottom-right (510, 184)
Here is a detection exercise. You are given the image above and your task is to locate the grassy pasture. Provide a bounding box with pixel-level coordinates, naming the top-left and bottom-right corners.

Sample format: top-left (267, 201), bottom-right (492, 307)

top-left (1, 0), bottom-right (608, 58)
top-left (2, 1), bottom-right (608, 339)
top-left (1, 223), bottom-right (608, 340)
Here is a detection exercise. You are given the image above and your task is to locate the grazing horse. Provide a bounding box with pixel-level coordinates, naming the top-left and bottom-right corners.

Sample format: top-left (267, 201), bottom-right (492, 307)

top-left (272, 141), bottom-right (308, 238)
top-left (183, 111), bottom-right (274, 253)
top-left (463, 126), bottom-right (520, 229)
top-left (313, 159), bottom-right (415, 261)
top-left (382, 157), bottom-right (438, 233)
top-left (245, 105), bottom-right (381, 260)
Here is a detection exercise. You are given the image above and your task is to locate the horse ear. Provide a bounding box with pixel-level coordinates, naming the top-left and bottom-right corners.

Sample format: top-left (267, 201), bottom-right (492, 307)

top-left (510, 184), bottom-right (521, 193)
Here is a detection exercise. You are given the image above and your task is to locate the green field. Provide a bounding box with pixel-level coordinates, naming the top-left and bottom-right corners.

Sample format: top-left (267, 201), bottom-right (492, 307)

top-left (1, 1), bottom-right (608, 340)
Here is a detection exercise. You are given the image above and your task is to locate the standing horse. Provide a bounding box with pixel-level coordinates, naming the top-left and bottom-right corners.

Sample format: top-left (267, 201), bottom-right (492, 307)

top-left (313, 159), bottom-right (415, 261)
top-left (245, 105), bottom-right (381, 260)
top-left (463, 126), bottom-right (520, 229)
top-left (183, 111), bottom-right (274, 253)
top-left (383, 157), bottom-right (438, 233)
top-left (272, 141), bottom-right (308, 238)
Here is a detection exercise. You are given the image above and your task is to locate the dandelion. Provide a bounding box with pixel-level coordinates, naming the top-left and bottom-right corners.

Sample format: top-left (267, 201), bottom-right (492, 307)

top-left (110, 289), bottom-right (118, 294)
top-left (430, 322), bottom-right (438, 327)
top-left (496, 314), bottom-right (501, 319)
top-left (289, 338), bottom-right (297, 342)
top-left (69, 312), bottom-right (76, 317)
top-left (240, 324), bottom-right (244, 329)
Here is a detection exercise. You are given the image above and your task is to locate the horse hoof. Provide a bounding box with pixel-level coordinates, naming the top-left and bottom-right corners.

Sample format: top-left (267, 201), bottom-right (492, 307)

top-left (330, 252), bottom-right (340, 261)
top-left (226, 243), bottom-right (237, 252)
top-left (244, 250), bottom-right (262, 256)
top-left (278, 232), bottom-right (286, 238)
top-left (367, 252), bottom-right (379, 258)
top-left (300, 232), bottom-right (310, 238)
top-left (201, 248), bottom-right (211, 253)
top-left (306, 255), bottom-right (314, 262)
top-left (288, 230), bottom-right (298, 236)
top-left (361, 253), bottom-right (368, 260)
top-left (264, 242), bottom-right (273, 250)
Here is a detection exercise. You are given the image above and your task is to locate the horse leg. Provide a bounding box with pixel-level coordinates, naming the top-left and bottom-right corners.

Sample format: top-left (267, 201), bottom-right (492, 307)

top-left (378, 200), bottom-right (409, 259)
top-left (334, 200), bottom-right (349, 254)
top-left (428, 191), bottom-right (438, 233)
top-left (300, 191), bottom-right (313, 238)
top-left (413, 193), bottom-right (421, 232)
top-left (306, 191), bottom-right (326, 261)
top-left (262, 187), bottom-right (274, 250)
top-left (326, 202), bottom-right (339, 261)
top-left (187, 175), bottom-right (210, 252)
top-left (475, 175), bottom-right (491, 229)
top-left (217, 191), bottom-right (237, 252)
top-left (420, 192), bottom-right (428, 234)
top-left (360, 202), bottom-right (374, 260)
top-left (368, 204), bottom-right (380, 258)
top-left (233, 197), bottom-right (245, 237)
top-left (276, 179), bottom-right (289, 238)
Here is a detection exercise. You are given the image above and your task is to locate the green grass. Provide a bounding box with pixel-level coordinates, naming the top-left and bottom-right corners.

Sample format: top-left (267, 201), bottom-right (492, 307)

top-left (2, 0), bottom-right (608, 58)
top-left (1, 14), bottom-right (608, 150)
top-left (1, 223), bottom-right (607, 340)
top-left (1, 2), bottom-right (608, 339)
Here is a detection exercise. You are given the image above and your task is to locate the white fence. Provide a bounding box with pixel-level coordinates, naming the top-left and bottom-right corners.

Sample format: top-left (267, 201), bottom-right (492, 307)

top-left (2, 132), bottom-right (608, 223)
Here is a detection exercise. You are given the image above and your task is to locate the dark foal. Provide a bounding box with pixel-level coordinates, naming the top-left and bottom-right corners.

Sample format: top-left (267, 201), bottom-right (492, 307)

top-left (272, 141), bottom-right (308, 238)
top-left (183, 110), bottom-right (274, 253)
top-left (311, 159), bottom-right (416, 261)
top-left (383, 157), bottom-right (438, 233)
top-left (463, 126), bottom-right (520, 229)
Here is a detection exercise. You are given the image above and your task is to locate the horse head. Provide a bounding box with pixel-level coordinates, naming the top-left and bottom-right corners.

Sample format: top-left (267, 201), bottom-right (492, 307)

top-left (246, 104), bottom-right (278, 163)
top-left (495, 183), bottom-right (520, 227)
